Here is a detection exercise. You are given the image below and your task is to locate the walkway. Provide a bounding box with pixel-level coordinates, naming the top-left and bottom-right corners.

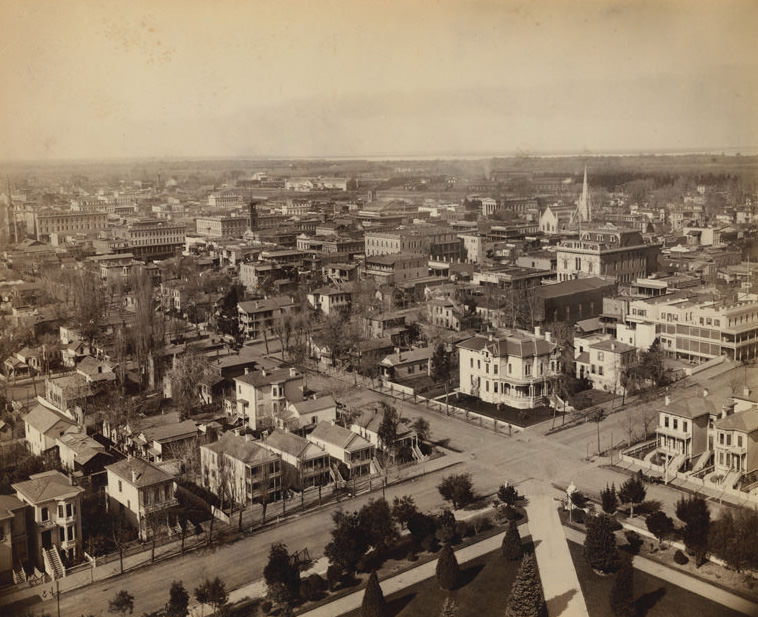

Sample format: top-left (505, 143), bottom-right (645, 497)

top-left (526, 494), bottom-right (590, 617)
top-left (563, 526), bottom-right (758, 617)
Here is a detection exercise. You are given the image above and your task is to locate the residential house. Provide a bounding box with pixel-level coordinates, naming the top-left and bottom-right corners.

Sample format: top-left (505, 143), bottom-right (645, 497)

top-left (307, 421), bottom-right (375, 479)
top-left (44, 374), bottom-right (92, 421)
top-left (574, 335), bottom-right (638, 394)
top-left (347, 402), bottom-right (419, 456)
top-left (105, 458), bottom-right (178, 540)
top-left (261, 429), bottom-right (331, 490)
top-left (0, 495), bottom-right (29, 585)
top-left (200, 432), bottom-right (282, 506)
top-left (230, 367), bottom-right (304, 431)
top-left (307, 286), bottom-right (352, 316)
top-left (380, 347), bottom-right (433, 383)
top-left (237, 296), bottom-right (296, 340)
top-left (713, 404), bottom-right (758, 485)
top-left (23, 403), bottom-right (77, 457)
top-left (284, 396), bottom-right (337, 431)
top-left (363, 253), bottom-right (428, 285)
top-left (655, 394), bottom-right (714, 473)
top-left (56, 431), bottom-right (114, 481)
top-left (131, 418), bottom-right (198, 463)
top-left (457, 328), bottom-right (560, 410)
top-left (12, 471), bottom-right (84, 569)
top-left (426, 297), bottom-right (478, 332)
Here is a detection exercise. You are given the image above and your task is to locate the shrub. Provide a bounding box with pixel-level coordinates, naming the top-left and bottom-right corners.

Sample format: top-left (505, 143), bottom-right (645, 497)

top-left (573, 509), bottom-right (585, 524)
top-left (470, 514), bottom-right (493, 534)
top-left (505, 553), bottom-right (546, 617)
top-left (326, 564), bottom-right (341, 590)
top-left (608, 517), bottom-right (623, 532)
top-left (610, 556), bottom-right (635, 617)
top-left (455, 521), bottom-right (471, 540)
top-left (260, 599), bottom-right (273, 614)
top-left (674, 550), bottom-right (689, 565)
top-left (421, 534), bottom-right (439, 553)
top-left (502, 519), bottom-right (522, 561)
top-left (623, 530), bottom-right (642, 555)
top-left (299, 579), bottom-right (313, 602)
top-left (584, 514), bottom-right (620, 574)
top-left (505, 506), bottom-right (522, 521)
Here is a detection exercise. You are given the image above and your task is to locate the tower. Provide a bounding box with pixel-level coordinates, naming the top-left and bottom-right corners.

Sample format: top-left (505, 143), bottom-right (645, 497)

top-left (248, 198), bottom-right (258, 232)
top-left (571, 165), bottom-right (592, 227)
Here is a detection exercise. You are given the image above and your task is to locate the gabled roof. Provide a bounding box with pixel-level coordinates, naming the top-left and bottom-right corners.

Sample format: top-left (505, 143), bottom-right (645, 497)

top-left (202, 432), bottom-right (278, 466)
top-left (380, 347), bottom-right (433, 367)
top-left (309, 421), bottom-right (372, 452)
top-left (141, 419), bottom-right (198, 444)
top-left (106, 457), bottom-right (174, 488)
top-left (57, 432), bottom-right (109, 466)
top-left (264, 429), bottom-right (326, 461)
top-left (237, 296), bottom-right (294, 314)
top-left (590, 339), bottom-right (637, 354)
top-left (24, 403), bottom-right (76, 437)
top-left (235, 368), bottom-right (302, 388)
top-left (0, 494), bottom-right (26, 522)
top-left (290, 396), bottom-right (336, 415)
top-left (13, 470), bottom-right (84, 503)
top-left (658, 396), bottom-right (717, 420)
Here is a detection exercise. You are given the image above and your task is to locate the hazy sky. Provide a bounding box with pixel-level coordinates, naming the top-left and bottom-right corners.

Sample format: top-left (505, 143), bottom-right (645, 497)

top-left (1, 0), bottom-right (757, 160)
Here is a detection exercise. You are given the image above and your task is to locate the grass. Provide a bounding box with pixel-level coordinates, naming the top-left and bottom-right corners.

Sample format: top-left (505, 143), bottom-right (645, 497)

top-left (568, 389), bottom-right (615, 410)
top-left (566, 541), bottom-right (743, 617)
top-left (451, 393), bottom-right (559, 428)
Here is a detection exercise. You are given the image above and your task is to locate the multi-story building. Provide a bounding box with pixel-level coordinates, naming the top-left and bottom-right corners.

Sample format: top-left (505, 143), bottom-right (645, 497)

top-left (0, 494), bottom-right (29, 585)
top-left (105, 458), bottom-right (178, 540)
top-left (195, 216), bottom-right (249, 239)
top-left (573, 334), bottom-right (638, 394)
top-left (556, 228), bottom-right (660, 283)
top-left (365, 227), bottom-right (463, 261)
top-left (713, 405), bottom-right (758, 482)
top-left (307, 286), bottom-right (352, 316)
top-left (363, 253), bottom-right (428, 285)
top-left (538, 204), bottom-right (575, 234)
top-left (457, 328), bottom-right (560, 410)
top-left (322, 262), bottom-right (359, 285)
top-left (31, 211), bottom-right (108, 240)
top-left (12, 470), bottom-right (84, 567)
top-left (307, 421), bottom-right (375, 479)
top-left (112, 220), bottom-right (186, 261)
top-left (237, 296), bottom-right (296, 340)
top-left (231, 367), bottom-right (304, 430)
top-left (200, 432), bottom-right (282, 506)
top-left (24, 403), bottom-right (77, 456)
top-left (261, 429), bottom-right (331, 490)
top-left (627, 292), bottom-right (758, 362)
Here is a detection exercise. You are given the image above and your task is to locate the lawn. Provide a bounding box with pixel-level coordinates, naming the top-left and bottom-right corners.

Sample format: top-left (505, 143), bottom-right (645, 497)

top-left (340, 549), bottom-right (522, 617)
top-left (451, 393), bottom-right (559, 428)
top-left (568, 389), bottom-right (615, 410)
top-left (566, 541), bottom-right (743, 617)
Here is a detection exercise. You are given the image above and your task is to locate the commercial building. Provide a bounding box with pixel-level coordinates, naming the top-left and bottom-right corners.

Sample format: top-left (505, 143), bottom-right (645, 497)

top-left (556, 228), bottom-right (660, 283)
top-left (364, 227), bottom-right (463, 261)
top-left (31, 211), bottom-right (108, 240)
top-left (113, 220), bottom-right (186, 261)
top-left (363, 253), bottom-right (428, 285)
top-left (195, 216), bottom-right (249, 239)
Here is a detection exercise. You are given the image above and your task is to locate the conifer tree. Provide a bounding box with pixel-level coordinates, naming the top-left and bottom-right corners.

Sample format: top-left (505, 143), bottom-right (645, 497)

top-left (584, 514), bottom-right (620, 573)
top-left (505, 553), bottom-right (546, 617)
top-left (610, 556), bottom-right (635, 617)
top-left (436, 543), bottom-right (460, 590)
top-left (361, 571), bottom-right (387, 617)
top-left (502, 519), bottom-right (523, 561)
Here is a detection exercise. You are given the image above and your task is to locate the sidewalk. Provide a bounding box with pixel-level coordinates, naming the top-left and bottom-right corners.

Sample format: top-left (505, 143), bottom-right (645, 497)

top-left (562, 526), bottom-right (758, 617)
top-left (297, 530), bottom-right (510, 617)
top-left (526, 494), bottom-right (590, 617)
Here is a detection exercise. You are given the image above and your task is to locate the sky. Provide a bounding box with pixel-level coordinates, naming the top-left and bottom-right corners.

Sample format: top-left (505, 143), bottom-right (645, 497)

top-left (1, 0), bottom-right (757, 160)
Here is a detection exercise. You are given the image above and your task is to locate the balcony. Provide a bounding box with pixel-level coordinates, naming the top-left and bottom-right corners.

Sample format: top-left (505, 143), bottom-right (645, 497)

top-left (140, 497), bottom-right (179, 515)
top-left (656, 425), bottom-right (690, 439)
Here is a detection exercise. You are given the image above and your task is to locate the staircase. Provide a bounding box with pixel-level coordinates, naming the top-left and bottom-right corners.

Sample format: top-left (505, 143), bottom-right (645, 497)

top-left (43, 547), bottom-right (66, 579)
top-left (667, 453), bottom-right (687, 474)
top-left (370, 457), bottom-right (384, 476)
top-left (330, 464), bottom-right (346, 488)
top-left (723, 469), bottom-right (743, 490)
top-left (690, 450), bottom-right (713, 475)
top-left (411, 443), bottom-right (426, 462)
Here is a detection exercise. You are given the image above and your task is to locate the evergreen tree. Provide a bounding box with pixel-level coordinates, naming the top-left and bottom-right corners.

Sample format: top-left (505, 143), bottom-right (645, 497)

top-left (600, 483), bottom-right (618, 514)
top-left (361, 571), bottom-right (387, 617)
top-left (675, 495), bottom-right (710, 565)
top-left (610, 556), bottom-right (635, 617)
top-left (108, 590), bottom-right (134, 617)
top-left (436, 543), bottom-right (460, 590)
top-left (505, 553), bottom-right (546, 617)
top-left (502, 519), bottom-right (523, 561)
top-left (584, 514), bottom-right (620, 573)
top-left (646, 511), bottom-right (674, 546)
top-left (618, 476), bottom-right (646, 518)
top-left (263, 543), bottom-right (301, 608)
top-left (165, 581), bottom-right (189, 617)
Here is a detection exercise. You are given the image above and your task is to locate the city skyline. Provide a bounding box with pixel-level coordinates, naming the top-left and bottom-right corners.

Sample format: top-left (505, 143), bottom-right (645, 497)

top-left (2, 0), bottom-right (757, 161)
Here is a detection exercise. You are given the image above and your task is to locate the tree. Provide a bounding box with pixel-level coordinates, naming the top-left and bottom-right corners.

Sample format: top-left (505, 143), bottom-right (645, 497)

top-left (502, 519), bottom-right (522, 561)
top-left (165, 351), bottom-right (208, 416)
top-left (391, 495), bottom-right (419, 529)
top-left (108, 590), bottom-right (134, 617)
top-left (646, 511), bottom-right (674, 547)
top-left (437, 473), bottom-right (474, 510)
top-left (194, 577), bottom-right (228, 616)
top-left (325, 510), bottom-right (369, 576)
top-left (430, 343), bottom-right (451, 385)
top-left (376, 403), bottom-right (399, 456)
top-left (610, 555), bottom-right (635, 617)
top-left (600, 484), bottom-right (618, 514)
top-left (165, 581), bottom-right (190, 617)
top-left (618, 476), bottom-right (646, 518)
top-left (675, 495), bottom-right (710, 566)
top-left (361, 571), bottom-right (387, 617)
top-left (584, 514), bottom-right (620, 574)
top-left (263, 543), bottom-right (301, 609)
top-left (505, 553), bottom-right (546, 617)
top-left (435, 543), bottom-right (460, 590)
top-left (411, 417), bottom-right (430, 442)
top-left (359, 498), bottom-right (397, 555)
top-left (497, 484), bottom-right (520, 507)
top-left (215, 283), bottom-right (244, 339)
top-left (709, 509), bottom-right (758, 572)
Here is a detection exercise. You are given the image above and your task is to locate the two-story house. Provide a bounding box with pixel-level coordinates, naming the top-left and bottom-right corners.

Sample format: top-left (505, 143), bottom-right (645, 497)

top-left (713, 405), bottom-right (758, 487)
top-left (200, 432), bottom-right (282, 506)
top-left (0, 495), bottom-right (29, 585)
top-left (237, 296), bottom-right (295, 340)
top-left (379, 347), bottom-right (433, 384)
top-left (574, 334), bottom-right (638, 394)
top-left (285, 396), bottom-right (337, 432)
top-left (307, 421), bottom-right (375, 479)
top-left (24, 403), bottom-right (78, 457)
top-left (231, 367), bottom-right (304, 431)
top-left (457, 328), bottom-right (560, 410)
top-left (12, 470), bottom-right (84, 571)
top-left (655, 394), bottom-right (714, 474)
top-left (307, 286), bottom-right (352, 316)
top-left (105, 458), bottom-right (178, 540)
top-left (261, 429), bottom-right (331, 490)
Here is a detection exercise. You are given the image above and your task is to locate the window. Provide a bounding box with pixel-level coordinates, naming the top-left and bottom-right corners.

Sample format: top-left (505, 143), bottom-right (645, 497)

top-left (67, 526), bottom-right (74, 541)
top-left (493, 364), bottom-right (498, 375)
top-left (485, 364), bottom-right (489, 374)
top-left (714, 319), bottom-right (720, 327)
top-left (598, 366), bottom-right (604, 376)
top-left (59, 527), bottom-right (65, 543)
top-left (508, 364), bottom-right (512, 374)
top-left (470, 358), bottom-right (473, 368)
top-left (719, 432), bottom-right (724, 444)
top-left (726, 434), bottom-right (732, 446)
top-left (673, 419), bottom-right (678, 430)
top-left (477, 360), bottom-right (481, 370)
top-left (664, 417), bottom-right (669, 428)
top-left (66, 503), bottom-right (72, 517)
top-left (493, 382), bottom-right (498, 393)
top-left (738, 435), bottom-right (743, 447)
top-left (485, 381), bottom-right (489, 392)
top-left (58, 505), bottom-right (64, 518)
top-left (597, 352), bottom-right (604, 361)
top-left (683, 421), bottom-right (688, 432)
top-left (525, 364), bottom-right (531, 376)
top-left (118, 480), bottom-right (122, 492)
top-left (42, 507), bottom-right (49, 522)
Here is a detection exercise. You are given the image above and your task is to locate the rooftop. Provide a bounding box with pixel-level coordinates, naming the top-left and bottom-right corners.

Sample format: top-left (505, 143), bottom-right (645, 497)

top-left (715, 407), bottom-right (758, 433)
top-left (13, 470), bottom-right (84, 503)
top-left (107, 457), bottom-right (175, 488)
top-left (457, 330), bottom-right (556, 358)
top-left (309, 421), bottom-right (373, 452)
top-left (202, 432), bottom-right (278, 466)
top-left (235, 367), bottom-right (302, 388)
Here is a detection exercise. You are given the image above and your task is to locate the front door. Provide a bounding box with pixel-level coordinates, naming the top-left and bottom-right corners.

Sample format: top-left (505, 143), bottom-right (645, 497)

top-left (41, 529), bottom-right (52, 550)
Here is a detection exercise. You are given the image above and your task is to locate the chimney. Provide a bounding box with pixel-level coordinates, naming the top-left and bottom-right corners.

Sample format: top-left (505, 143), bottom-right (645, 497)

top-left (488, 333), bottom-right (493, 342)
top-left (721, 400), bottom-right (736, 418)
top-left (611, 342), bottom-right (616, 351)
top-left (244, 367), bottom-right (249, 375)
top-left (545, 331), bottom-right (552, 343)
top-left (664, 395), bottom-right (670, 406)
top-left (261, 368), bottom-right (267, 377)
top-left (131, 469), bottom-right (137, 483)
top-left (289, 367), bottom-right (297, 377)
top-left (535, 326), bottom-right (542, 337)
top-left (744, 386), bottom-right (752, 398)
top-left (703, 387), bottom-right (709, 398)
